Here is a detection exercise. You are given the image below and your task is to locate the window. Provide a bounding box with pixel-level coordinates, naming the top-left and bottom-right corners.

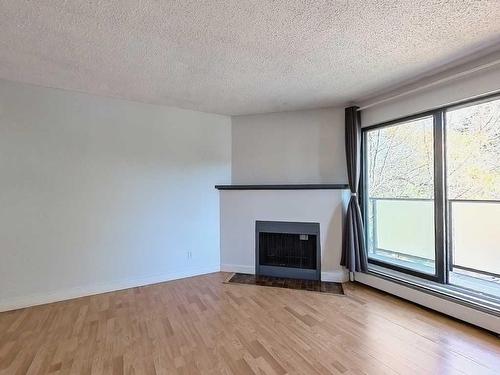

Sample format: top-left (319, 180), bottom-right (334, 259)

top-left (364, 116), bottom-right (437, 279)
top-left (362, 95), bottom-right (500, 302)
top-left (445, 98), bottom-right (500, 298)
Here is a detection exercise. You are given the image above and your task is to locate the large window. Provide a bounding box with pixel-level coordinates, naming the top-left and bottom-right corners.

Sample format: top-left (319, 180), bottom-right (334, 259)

top-left (363, 95), bottom-right (500, 301)
top-left (364, 116), bottom-right (437, 278)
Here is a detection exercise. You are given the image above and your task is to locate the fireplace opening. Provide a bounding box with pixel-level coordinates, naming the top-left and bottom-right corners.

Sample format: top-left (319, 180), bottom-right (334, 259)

top-left (256, 221), bottom-right (321, 280)
top-left (259, 232), bottom-right (317, 269)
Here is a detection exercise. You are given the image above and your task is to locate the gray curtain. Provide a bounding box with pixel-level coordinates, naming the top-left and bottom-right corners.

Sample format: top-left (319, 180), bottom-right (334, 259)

top-left (341, 106), bottom-right (368, 272)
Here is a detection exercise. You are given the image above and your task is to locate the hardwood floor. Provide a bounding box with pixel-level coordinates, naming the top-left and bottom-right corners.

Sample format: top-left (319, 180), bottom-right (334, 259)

top-left (1, 272), bottom-right (498, 374)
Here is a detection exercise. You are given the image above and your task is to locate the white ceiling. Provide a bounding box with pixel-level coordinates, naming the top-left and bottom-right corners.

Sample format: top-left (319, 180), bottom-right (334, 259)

top-left (1, 1), bottom-right (500, 115)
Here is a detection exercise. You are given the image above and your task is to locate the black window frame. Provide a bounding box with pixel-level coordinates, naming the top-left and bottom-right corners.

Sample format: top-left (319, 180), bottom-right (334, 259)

top-left (360, 91), bottom-right (500, 287)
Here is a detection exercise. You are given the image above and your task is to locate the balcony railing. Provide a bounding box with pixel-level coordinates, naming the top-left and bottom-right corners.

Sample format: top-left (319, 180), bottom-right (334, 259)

top-left (367, 197), bottom-right (500, 279)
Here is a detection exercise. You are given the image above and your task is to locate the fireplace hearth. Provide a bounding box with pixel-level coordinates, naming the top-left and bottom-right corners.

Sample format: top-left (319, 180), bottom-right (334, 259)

top-left (255, 221), bottom-right (321, 281)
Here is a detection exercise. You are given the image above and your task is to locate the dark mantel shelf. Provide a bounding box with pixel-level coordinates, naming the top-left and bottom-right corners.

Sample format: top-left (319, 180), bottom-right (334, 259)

top-left (215, 184), bottom-right (349, 190)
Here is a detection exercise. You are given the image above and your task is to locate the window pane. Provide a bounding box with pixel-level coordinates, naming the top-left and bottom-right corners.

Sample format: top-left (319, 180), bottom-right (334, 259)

top-left (446, 98), bottom-right (500, 298)
top-left (365, 116), bottom-right (435, 275)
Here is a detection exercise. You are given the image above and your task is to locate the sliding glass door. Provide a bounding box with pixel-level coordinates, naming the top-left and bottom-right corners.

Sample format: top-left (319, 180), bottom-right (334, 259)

top-left (364, 115), bottom-right (438, 280)
top-left (362, 95), bottom-right (500, 299)
top-left (445, 98), bottom-right (500, 298)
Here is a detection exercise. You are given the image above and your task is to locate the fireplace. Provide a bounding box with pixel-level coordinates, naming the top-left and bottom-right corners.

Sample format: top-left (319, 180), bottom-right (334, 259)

top-left (255, 221), bottom-right (321, 280)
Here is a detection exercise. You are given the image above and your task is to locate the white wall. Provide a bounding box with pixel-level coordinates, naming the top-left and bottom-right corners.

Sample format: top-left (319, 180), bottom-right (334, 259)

top-left (361, 58), bottom-right (500, 126)
top-left (220, 189), bottom-right (350, 282)
top-left (0, 79), bottom-right (231, 311)
top-left (231, 107), bottom-right (347, 184)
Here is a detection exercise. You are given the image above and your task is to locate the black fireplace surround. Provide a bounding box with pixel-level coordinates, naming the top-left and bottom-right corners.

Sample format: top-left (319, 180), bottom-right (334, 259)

top-left (255, 221), bottom-right (321, 281)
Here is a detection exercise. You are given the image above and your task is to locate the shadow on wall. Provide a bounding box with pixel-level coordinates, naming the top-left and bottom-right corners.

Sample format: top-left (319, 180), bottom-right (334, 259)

top-left (318, 109), bottom-right (347, 183)
top-left (323, 190), bottom-right (350, 279)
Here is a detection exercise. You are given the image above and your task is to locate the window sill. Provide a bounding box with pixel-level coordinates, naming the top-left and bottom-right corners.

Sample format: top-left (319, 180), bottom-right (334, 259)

top-left (364, 265), bottom-right (500, 317)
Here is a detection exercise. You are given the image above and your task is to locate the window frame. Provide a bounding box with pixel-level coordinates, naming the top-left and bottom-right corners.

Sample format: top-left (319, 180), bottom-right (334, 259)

top-left (360, 91), bottom-right (500, 288)
top-left (361, 111), bottom-right (445, 282)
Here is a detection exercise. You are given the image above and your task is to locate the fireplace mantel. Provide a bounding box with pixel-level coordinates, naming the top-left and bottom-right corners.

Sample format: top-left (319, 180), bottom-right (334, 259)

top-left (215, 184), bottom-right (349, 190)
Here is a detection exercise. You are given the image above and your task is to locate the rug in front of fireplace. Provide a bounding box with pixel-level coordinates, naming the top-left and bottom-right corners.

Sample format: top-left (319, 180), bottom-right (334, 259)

top-left (225, 273), bottom-right (344, 295)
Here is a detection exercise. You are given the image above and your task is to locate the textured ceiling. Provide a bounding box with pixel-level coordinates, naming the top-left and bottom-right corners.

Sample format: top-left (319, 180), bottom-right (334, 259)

top-left (1, 1), bottom-right (500, 115)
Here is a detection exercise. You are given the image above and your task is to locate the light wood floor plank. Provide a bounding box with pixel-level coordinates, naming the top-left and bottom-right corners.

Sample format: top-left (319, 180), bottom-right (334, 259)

top-left (0, 272), bottom-right (498, 374)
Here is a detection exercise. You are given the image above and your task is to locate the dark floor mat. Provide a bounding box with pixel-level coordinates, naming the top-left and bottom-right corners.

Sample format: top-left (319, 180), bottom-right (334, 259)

top-left (225, 273), bottom-right (344, 295)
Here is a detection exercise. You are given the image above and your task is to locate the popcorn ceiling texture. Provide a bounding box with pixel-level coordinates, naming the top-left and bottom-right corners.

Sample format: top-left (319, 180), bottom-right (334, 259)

top-left (1, 1), bottom-right (499, 115)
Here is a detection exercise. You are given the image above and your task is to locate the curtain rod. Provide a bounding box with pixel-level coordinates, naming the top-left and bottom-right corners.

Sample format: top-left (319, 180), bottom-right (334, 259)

top-left (357, 58), bottom-right (500, 111)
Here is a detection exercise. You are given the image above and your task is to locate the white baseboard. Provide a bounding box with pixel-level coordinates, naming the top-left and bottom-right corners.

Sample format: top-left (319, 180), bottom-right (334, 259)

top-left (321, 270), bottom-right (349, 283)
top-left (220, 264), bottom-right (348, 283)
top-left (220, 264), bottom-right (254, 274)
top-left (0, 264), bottom-right (220, 312)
